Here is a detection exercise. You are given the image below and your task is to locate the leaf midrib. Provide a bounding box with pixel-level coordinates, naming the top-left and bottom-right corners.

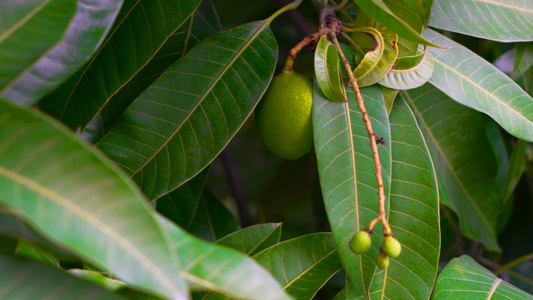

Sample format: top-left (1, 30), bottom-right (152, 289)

top-left (0, 0), bottom-right (53, 44)
top-left (129, 21), bottom-right (269, 178)
top-left (0, 166), bottom-right (177, 294)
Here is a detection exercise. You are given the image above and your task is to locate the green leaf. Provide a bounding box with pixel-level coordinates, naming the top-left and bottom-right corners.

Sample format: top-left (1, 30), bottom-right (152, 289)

top-left (254, 233), bottom-right (343, 300)
top-left (351, 13), bottom-right (399, 87)
top-left (216, 223), bottom-right (282, 256)
top-left (0, 99), bottom-right (188, 299)
top-left (97, 20), bottom-right (278, 200)
top-left (313, 85), bottom-right (391, 295)
top-left (368, 94), bottom-right (440, 299)
top-left (1, 0), bottom-right (123, 104)
top-left (513, 42), bottom-right (533, 80)
top-left (433, 255), bottom-right (533, 299)
top-left (380, 86), bottom-right (398, 115)
top-left (157, 215), bottom-right (291, 300)
top-left (425, 29), bottom-right (533, 143)
top-left (155, 168), bottom-right (210, 229)
top-left (0, 254), bottom-right (123, 299)
top-left (379, 49), bottom-right (434, 90)
top-left (38, 0), bottom-right (203, 130)
top-left (0, 0), bottom-right (76, 93)
top-left (185, 187), bottom-right (239, 242)
top-left (353, 0), bottom-right (439, 46)
top-left (429, 0), bottom-right (533, 42)
top-left (502, 140), bottom-right (528, 204)
top-left (67, 269), bottom-right (126, 291)
top-left (315, 35), bottom-right (347, 102)
top-left (332, 278), bottom-right (365, 300)
top-left (403, 85), bottom-right (501, 251)
top-left (15, 239), bottom-right (59, 269)
top-left (402, 0), bottom-right (433, 27)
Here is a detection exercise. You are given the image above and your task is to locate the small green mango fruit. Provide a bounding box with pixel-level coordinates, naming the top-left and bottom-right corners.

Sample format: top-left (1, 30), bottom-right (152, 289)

top-left (376, 252), bottom-right (389, 269)
top-left (349, 231), bottom-right (371, 255)
top-left (382, 236), bottom-right (401, 258)
top-left (255, 70), bottom-right (313, 160)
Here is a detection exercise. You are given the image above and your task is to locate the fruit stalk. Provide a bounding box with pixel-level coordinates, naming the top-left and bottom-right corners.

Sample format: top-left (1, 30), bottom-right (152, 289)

top-left (328, 32), bottom-right (391, 234)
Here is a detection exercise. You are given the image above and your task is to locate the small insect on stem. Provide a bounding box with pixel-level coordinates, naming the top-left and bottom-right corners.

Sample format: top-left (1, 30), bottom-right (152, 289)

top-left (373, 133), bottom-right (386, 148)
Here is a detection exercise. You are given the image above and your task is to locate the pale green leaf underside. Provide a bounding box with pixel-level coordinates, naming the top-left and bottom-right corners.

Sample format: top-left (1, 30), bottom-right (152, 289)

top-left (429, 0), bottom-right (533, 42)
top-left (0, 99), bottom-right (187, 299)
top-left (1, 0), bottom-right (123, 105)
top-left (379, 50), bottom-right (434, 90)
top-left (0, 254), bottom-right (122, 299)
top-left (313, 85), bottom-right (391, 296)
top-left (433, 255), bottom-right (533, 299)
top-left (425, 29), bottom-right (533, 143)
top-left (254, 233), bottom-right (343, 300)
top-left (97, 21), bottom-right (277, 200)
top-left (403, 85), bottom-right (501, 251)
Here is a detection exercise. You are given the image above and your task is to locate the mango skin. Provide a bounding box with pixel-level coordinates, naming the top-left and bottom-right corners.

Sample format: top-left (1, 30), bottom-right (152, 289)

top-left (255, 71), bottom-right (313, 160)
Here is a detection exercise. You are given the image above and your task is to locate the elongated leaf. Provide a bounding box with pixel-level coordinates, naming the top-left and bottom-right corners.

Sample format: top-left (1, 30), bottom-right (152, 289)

top-left (429, 0), bottom-right (533, 42)
top-left (38, 0), bottom-right (202, 130)
top-left (379, 49), bottom-right (434, 90)
top-left (513, 42), bottom-right (533, 80)
top-left (97, 0), bottom-right (223, 136)
top-left (0, 99), bottom-right (187, 299)
top-left (15, 240), bottom-right (59, 268)
top-left (368, 95), bottom-right (440, 299)
top-left (332, 278), bottom-right (365, 300)
top-left (403, 0), bottom-right (433, 26)
top-left (216, 223), bottom-right (282, 256)
top-left (185, 187), bottom-right (239, 242)
top-left (0, 254), bottom-right (123, 299)
top-left (67, 269), bottom-right (126, 291)
top-left (97, 21), bottom-right (278, 199)
top-left (351, 28), bottom-right (385, 82)
top-left (433, 255), bottom-right (533, 299)
top-left (353, 0), bottom-right (438, 46)
top-left (155, 168), bottom-right (210, 229)
top-left (254, 233), bottom-right (342, 300)
top-left (403, 85), bottom-right (501, 251)
top-left (314, 85), bottom-right (391, 295)
top-left (425, 29), bottom-right (533, 143)
top-left (502, 140), bottom-right (528, 204)
top-left (157, 215), bottom-right (291, 300)
top-left (0, 0), bottom-right (76, 92)
top-left (1, 0), bottom-right (123, 104)
top-left (315, 35), bottom-right (347, 102)
top-left (381, 86), bottom-right (399, 115)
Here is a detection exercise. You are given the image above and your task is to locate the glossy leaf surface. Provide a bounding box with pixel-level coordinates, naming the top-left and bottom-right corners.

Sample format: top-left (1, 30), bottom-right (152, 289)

top-left (315, 35), bottom-right (347, 102)
top-left (157, 215), bottom-right (291, 300)
top-left (254, 233), bottom-right (343, 300)
top-left (0, 254), bottom-right (122, 299)
top-left (0, 0), bottom-right (76, 93)
top-left (0, 99), bottom-right (187, 299)
top-left (429, 0), bottom-right (533, 42)
top-left (425, 29), bottom-right (533, 143)
top-left (1, 0), bottom-right (123, 104)
top-left (97, 21), bottom-right (277, 200)
top-left (314, 85), bottom-right (391, 295)
top-left (403, 85), bottom-right (501, 251)
top-left (433, 255), bottom-right (533, 299)
top-left (368, 95), bottom-right (440, 299)
top-left (39, 0), bottom-right (202, 130)
top-left (216, 223), bottom-right (282, 256)
top-left (379, 49), bottom-right (434, 90)
top-left (351, 27), bottom-right (385, 83)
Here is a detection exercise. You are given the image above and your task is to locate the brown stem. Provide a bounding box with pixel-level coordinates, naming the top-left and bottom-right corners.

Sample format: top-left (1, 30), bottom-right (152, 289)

top-left (328, 32), bottom-right (391, 234)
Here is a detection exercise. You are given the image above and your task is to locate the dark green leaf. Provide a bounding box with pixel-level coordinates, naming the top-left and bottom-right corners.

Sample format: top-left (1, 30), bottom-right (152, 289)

top-left (38, 0), bottom-right (202, 130)
top-left (97, 21), bottom-right (278, 200)
top-left (0, 254), bottom-right (122, 299)
top-left (254, 233), bottom-right (343, 300)
top-left (1, 0), bottom-right (123, 104)
top-left (380, 86), bottom-right (398, 115)
top-left (502, 140), bottom-right (528, 204)
top-left (429, 0), bottom-right (533, 42)
top-left (0, 0), bottom-right (76, 93)
top-left (513, 42), bottom-right (533, 80)
top-left (15, 240), bottom-right (59, 269)
top-left (315, 35), bottom-right (347, 102)
top-left (403, 85), bottom-right (501, 251)
top-left (433, 255), bottom-right (533, 299)
top-left (313, 85), bottom-right (391, 295)
top-left (216, 223), bottom-right (282, 256)
top-left (0, 99), bottom-right (187, 298)
top-left (332, 276), bottom-right (365, 300)
top-left (157, 215), bottom-right (291, 300)
top-left (403, 0), bottom-right (433, 27)
top-left (425, 29), bottom-right (533, 142)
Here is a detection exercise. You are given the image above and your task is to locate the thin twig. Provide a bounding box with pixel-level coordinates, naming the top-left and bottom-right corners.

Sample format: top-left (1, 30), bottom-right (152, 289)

top-left (328, 32), bottom-right (391, 234)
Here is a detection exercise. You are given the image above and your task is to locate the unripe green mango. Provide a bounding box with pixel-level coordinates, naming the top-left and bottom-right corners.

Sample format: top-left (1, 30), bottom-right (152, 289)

top-left (382, 236), bottom-right (401, 258)
top-left (349, 231), bottom-right (372, 255)
top-left (255, 70), bottom-right (313, 160)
